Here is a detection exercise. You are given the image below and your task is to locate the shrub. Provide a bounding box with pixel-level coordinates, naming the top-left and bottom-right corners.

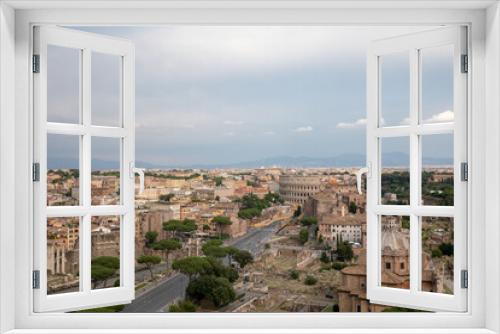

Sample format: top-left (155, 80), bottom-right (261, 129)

top-left (332, 262), bottom-right (348, 271)
top-left (432, 249), bottom-right (443, 258)
top-left (290, 269), bottom-right (300, 280)
top-left (305, 276), bottom-right (318, 285)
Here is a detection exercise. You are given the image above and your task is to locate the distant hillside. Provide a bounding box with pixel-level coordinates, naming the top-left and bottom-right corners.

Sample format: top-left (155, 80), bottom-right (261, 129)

top-left (48, 152), bottom-right (453, 170)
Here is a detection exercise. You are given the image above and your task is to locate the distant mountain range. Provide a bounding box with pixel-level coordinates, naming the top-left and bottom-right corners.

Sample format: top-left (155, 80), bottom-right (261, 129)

top-left (48, 152), bottom-right (453, 170)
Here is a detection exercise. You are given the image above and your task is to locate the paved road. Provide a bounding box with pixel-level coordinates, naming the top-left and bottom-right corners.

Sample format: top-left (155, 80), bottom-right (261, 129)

top-left (122, 273), bottom-right (189, 313)
top-left (122, 220), bottom-right (281, 313)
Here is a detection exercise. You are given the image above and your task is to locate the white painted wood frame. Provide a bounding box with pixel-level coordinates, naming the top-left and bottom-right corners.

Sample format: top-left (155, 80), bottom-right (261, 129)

top-left (366, 26), bottom-right (467, 312)
top-left (32, 26), bottom-right (136, 312)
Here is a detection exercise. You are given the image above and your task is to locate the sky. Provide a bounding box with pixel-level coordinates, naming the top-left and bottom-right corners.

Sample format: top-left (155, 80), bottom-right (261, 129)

top-left (47, 26), bottom-right (454, 167)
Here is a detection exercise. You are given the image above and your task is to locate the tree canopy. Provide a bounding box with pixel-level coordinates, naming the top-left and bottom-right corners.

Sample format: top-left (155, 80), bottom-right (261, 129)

top-left (137, 255), bottom-right (161, 279)
top-left (300, 229), bottom-right (309, 244)
top-left (169, 300), bottom-right (196, 312)
top-left (186, 275), bottom-right (236, 307)
top-left (301, 217), bottom-right (318, 226)
top-left (163, 219), bottom-right (198, 233)
top-left (172, 257), bottom-right (211, 281)
top-left (90, 256), bottom-right (120, 289)
top-left (337, 240), bottom-right (354, 262)
top-left (145, 231), bottom-right (158, 246)
top-left (233, 250), bottom-right (254, 268)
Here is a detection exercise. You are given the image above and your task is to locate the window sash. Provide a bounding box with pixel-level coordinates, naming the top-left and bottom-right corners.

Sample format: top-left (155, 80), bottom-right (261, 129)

top-left (33, 25), bottom-right (136, 313)
top-left (366, 26), bottom-right (468, 312)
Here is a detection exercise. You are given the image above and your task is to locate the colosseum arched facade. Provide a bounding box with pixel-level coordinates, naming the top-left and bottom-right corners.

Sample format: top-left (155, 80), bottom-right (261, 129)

top-left (279, 175), bottom-right (321, 205)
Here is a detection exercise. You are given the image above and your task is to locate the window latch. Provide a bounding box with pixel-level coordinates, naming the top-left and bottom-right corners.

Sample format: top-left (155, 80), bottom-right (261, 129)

top-left (129, 162), bottom-right (144, 195)
top-left (356, 162), bottom-right (371, 195)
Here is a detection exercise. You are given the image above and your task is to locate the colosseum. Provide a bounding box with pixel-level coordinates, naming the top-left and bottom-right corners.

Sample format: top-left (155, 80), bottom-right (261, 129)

top-left (279, 175), bottom-right (321, 205)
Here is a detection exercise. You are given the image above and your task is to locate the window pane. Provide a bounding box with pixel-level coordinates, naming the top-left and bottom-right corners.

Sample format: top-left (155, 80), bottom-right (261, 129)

top-left (380, 215), bottom-right (410, 290)
top-left (47, 45), bottom-right (80, 124)
top-left (91, 137), bottom-right (121, 205)
top-left (92, 52), bottom-right (121, 127)
top-left (421, 134), bottom-right (454, 206)
top-left (47, 217), bottom-right (80, 295)
top-left (380, 51), bottom-right (410, 127)
top-left (421, 216), bottom-right (454, 295)
top-left (421, 45), bottom-right (454, 124)
top-left (47, 134), bottom-right (80, 206)
top-left (91, 215), bottom-right (121, 290)
top-left (381, 137), bottom-right (410, 205)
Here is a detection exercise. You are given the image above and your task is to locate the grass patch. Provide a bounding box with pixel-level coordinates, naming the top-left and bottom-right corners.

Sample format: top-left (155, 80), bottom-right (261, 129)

top-left (135, 283), bottom-right (147, 291)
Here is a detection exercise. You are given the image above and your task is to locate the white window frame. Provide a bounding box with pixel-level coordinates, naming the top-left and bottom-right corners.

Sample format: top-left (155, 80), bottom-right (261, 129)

top-left (0, 1), bottom-right (499, 333)
top-left (366, 26), bottom-right (467, 312)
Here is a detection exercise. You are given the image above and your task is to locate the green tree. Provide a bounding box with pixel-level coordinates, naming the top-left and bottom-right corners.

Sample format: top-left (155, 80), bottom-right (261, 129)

top-left (301, 217), bottom-right (318, 226)
top-left (337, 241), bottom-right (354, 262)
top-left (204, 257), bottom-right (239, 283)
top-left (294, 205), bottom-right (302, 217)
top-left (151, 239), bottom-right (182, 269)
top-left (265, 243), bottom-right (271, 249)
top-left (91, 265), bottom-right (116, 289)
top-left (186, 275), bottom-right (236, 307)
top-left (90, 256), bottom-right (119, 289)
top-left (159, 193), bottom-right (175, 202)
top-left (136, 255), bottom-right (161, 279)
top-left (215, 195), bottom-right (220, 201)
top-left (318, 234), bottom-right (324, 244)
top-left (332, 262), bottom-right (348, 270)
top-left (349, 201), bottom-right (358, 214)
top-left (169, 300), bottom-right (196, 312)
top-left (305, 276), bottom-right (318, 285)
top-left (202, 245), bottom-right (227, 259)
top-left (145, 231), bottom-right (158, 247)
top-left (203, 224), bottom-right (211, 231)
top-left (233, 250), bottom-right (254, 268)
top-left (300, 229), bottom-right (309, 245)
top-left (320, 251), bottom-right (330, 263)
top-left (172, 257), bottom-right (211, 281)
top-left (290, 269), bottom-right (300, 280)
top-left (212, 216), bottom-right (232, 237)
top-left (438, 243), bottom-right (454, 256)
top-left (224, 246), bottom-right (239, 266)
top-left (432, 248), bottom-right (443, 258)
top-left (163, 219), bottom-right (198, 233)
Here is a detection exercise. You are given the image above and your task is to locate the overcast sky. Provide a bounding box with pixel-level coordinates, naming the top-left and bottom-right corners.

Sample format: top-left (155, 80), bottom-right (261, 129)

top-left (47, 26), bottom-right (454, 167)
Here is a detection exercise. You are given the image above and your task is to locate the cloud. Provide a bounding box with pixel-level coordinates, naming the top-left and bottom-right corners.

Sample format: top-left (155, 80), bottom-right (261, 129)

top-left (423, 110), bottom-right (454, 123)
top-left (337, 118), bottom-right (367, 129)
top-left (224, 121), bottom-right (244, 125)
top-left (337, 117), bottom-right (387, 128)
top-left (399, 110), bottom-right (454, 125)
top-left (264, 131), bottom-right (275, 135)
top-left (225, 132), bottom-right (236, 137)
top-left (294, 126), bottom-right (313, 132)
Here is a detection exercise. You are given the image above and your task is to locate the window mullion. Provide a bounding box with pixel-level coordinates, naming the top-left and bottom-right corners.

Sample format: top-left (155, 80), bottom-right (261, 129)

top-left (409, 46), bottom-right (420, 294)
top-left (81, 48), bottom-right (92, 294)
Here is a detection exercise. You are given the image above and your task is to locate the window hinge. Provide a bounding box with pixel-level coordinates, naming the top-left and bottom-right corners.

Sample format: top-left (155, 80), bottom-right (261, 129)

top-left (461, 162), bottom-right (468, 181)
top-left (33, 163), bottom-right (40, 182)
top-left (33, 54), bottom-right (40, 73)
top-left (33, 270), bottom-right (40, 289)
top-left (461, 54), bottom-right (468, 73)
top-left (461, 270), bottom-right (468, 289)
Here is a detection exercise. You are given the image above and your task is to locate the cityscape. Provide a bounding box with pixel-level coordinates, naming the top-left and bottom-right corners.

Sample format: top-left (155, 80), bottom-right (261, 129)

top-left (46, 165), bottom-right (454, 313)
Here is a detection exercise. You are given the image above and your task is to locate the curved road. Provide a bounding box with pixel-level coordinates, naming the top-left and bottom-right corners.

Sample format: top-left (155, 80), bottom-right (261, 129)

top-left (122, 220), bottom-right (282, 313)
